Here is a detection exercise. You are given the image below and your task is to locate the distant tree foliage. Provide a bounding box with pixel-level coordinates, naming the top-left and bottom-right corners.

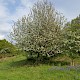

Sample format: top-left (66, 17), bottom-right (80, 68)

top-left (0, 39), bottom-right (17, 58)
top-left (63, 15), bottom-right (80, 66)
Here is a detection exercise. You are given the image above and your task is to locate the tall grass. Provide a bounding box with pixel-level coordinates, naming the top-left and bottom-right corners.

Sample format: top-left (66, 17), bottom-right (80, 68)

top-left (0, 55), bottom-right (80, 80)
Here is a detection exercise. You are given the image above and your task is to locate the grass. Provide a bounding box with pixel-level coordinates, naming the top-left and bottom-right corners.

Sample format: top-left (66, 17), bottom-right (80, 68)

top-left (0, 55), bottom-right (80, 80)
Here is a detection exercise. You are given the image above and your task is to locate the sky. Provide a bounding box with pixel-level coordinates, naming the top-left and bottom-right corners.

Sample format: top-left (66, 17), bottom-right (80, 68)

top-left (0, 0), bottom-right (80, 40)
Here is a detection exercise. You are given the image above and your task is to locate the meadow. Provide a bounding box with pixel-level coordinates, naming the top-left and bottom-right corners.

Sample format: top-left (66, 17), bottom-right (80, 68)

top-left (0, 0), bottom-right (80, 80)
top-left (0, 55), bottom-right (80, 80)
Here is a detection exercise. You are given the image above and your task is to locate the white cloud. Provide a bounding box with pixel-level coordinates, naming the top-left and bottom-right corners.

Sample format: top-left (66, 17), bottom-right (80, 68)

top-left (7, 0), bottom-right (34, 25)
top-left (0, 0), bottom-right (31, 41)
top-left (0, 34), bottom-right (5, 40)
top-left (20, 0), bottom-right (33, 8)
top-left (10, 7), bottom-right (28, 21)
top-left (0, 1), bottom-right (10, 40)
top-left (0, 23), bottom-right (11, 32)
top-left (0, 3), bottom-right (8, 18)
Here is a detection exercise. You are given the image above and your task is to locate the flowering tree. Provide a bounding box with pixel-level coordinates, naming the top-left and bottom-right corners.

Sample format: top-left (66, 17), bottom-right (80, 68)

top-left (10, 0), bottom-right (65, 60)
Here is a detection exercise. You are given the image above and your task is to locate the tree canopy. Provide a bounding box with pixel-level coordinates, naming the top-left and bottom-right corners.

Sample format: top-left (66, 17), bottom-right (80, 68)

top-left (10, 0), bottom-right (65, 59)
top-left (63, 15), bottom-right (80, 66)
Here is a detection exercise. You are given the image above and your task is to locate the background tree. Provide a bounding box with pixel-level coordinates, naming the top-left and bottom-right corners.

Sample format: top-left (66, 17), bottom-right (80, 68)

top-left (10, 0), bottom-right (65, 61)
top-left (63, 15), bottom-right (80, 66)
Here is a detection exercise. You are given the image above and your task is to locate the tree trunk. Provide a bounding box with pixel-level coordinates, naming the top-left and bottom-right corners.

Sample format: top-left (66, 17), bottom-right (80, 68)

top-left (71, 59), bottom-right (74, 66)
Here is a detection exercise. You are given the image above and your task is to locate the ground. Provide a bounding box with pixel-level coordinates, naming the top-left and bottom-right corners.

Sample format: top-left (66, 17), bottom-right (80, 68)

top-left (0, 55), bottom-right (80, 80)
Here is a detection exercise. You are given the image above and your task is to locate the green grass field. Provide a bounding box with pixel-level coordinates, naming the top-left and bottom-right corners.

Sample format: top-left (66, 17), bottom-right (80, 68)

top-left (0, 55), bottom-right (80, 80)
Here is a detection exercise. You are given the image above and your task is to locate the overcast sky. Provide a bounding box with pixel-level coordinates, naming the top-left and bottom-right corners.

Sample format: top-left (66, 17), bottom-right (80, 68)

top-left (0, 0), bottom-right (80, 40)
